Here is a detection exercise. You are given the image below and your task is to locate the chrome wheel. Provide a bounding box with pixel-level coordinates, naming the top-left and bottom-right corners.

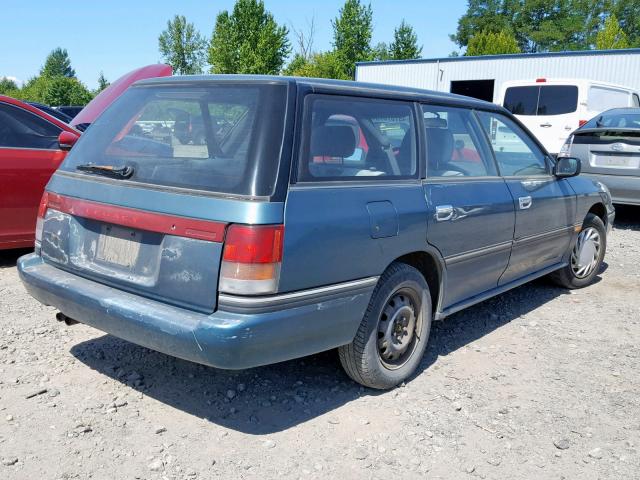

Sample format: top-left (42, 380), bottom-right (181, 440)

top-left (377, 288), bottom-right (421, 369)
top-left (571, 227), bottom-right (601, 279)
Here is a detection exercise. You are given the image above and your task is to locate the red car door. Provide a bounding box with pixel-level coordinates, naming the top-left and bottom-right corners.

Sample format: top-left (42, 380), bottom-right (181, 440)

top-left (0, 101), bottom-right (66, 249)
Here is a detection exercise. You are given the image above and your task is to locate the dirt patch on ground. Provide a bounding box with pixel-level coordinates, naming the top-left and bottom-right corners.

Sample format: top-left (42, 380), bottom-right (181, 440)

top-left (1, 206), bottom-right (639, 479)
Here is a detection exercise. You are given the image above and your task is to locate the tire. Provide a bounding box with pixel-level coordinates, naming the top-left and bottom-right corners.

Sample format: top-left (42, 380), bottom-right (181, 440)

top-left (339, 262), bottom-right (432, 389)
top-left (549, 213), bottom-right (607, 289)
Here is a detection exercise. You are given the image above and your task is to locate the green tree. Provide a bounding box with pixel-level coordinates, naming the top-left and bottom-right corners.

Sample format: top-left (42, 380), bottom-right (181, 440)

top-left (452, 0), bottom-right (621, 53)
top-left (596, 14), bottom-right (630, 49)
top-left (612, 0), bottom-right (640, 47)
top-left (40, 48), bottom-right (76, 78)
top-left (332, 0), bottom-right (373, 78)
top-left (208, 0), bottom-right (290, 74)
top-left (97, 71), bottom-right (110, 92)
top-left (0, 77), bottom-right (18, 95)
top-left (389, 20), bottom-right (422, 60)
top-left (158, 15), bottom-right (207, 75)
top-left (15, 76), bottom-right (93, 105)
top-left (283, 53), bottom-right (308, 76)
top-left (466, 29), bottom-right (521, 55)
top-left (285, 51), bottom-right (350, 79)
top-left (42, 77), bottom-right (93, 105)
top-left (372, 42), bottom-right (391, 61)
top-left (451, 0), bottom-right (515, 50)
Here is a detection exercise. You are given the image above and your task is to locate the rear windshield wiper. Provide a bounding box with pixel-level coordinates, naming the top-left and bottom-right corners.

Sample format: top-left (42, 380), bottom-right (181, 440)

top-left (76, 164), bottom-right (134, 179)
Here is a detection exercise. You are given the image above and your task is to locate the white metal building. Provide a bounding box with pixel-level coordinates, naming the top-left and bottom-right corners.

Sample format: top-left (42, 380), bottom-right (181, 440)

top-left (355, 48), bottom-right (640, 104)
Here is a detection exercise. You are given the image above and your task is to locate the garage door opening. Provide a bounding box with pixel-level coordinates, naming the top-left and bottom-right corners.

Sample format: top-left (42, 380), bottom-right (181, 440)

top-left (450, 80), bottom-right (495, 102)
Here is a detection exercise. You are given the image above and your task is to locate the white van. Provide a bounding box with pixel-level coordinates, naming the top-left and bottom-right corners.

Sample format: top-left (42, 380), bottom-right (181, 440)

top-left (498, 79), bottom-right (640, 154)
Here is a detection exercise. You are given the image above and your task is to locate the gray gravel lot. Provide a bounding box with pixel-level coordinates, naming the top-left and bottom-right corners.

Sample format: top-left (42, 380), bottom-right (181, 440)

top-left (0, 206), bottom-right (639, 479)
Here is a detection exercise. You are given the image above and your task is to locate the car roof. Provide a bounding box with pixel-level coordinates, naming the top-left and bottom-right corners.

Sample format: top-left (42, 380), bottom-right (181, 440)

top-left (135, 74), bottom-right (505, 113)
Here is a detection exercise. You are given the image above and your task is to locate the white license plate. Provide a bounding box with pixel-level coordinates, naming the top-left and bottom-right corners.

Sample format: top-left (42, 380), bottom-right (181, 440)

top-left (96, 225), bottom-right (141, 268)
top-left (594, 156), bottom-right (640, 168)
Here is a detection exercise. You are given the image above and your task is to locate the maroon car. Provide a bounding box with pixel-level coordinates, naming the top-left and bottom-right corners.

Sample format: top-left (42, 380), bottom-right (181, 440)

top-left (0, 64), bottom-right (172, 250)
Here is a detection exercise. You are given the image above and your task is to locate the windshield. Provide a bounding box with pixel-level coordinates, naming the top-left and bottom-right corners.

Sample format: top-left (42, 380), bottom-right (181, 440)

top-left (504, 85), bottom-right (578, 116)
top-left (60, 83), bottom-right (288, 197)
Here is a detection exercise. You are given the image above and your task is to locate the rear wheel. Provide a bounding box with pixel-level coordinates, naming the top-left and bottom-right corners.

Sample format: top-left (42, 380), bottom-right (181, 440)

top-left (339, 263), bottom-right (432, 389)
top-left (549, 213), bottom-right (606, 289)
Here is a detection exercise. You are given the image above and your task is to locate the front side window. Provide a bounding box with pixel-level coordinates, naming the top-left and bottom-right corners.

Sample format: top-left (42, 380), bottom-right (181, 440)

top-left (0, 103), bottom-right (61, 149)
top-left (60, 84), bottom-right (288, 197)
top-left (477, 112), bottom-right (548, 176)
top-left (423, 105), bottom-right (496, 178)
top-left (298, 95), bottom-right (417, 181)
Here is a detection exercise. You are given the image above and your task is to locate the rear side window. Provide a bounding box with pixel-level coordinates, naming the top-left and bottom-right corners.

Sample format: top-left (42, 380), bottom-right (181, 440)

top-left (0, 103), bottom-right (61, 149)
top-left (422, 105), bottom-right (496, 177)
top-left (633, 94), bottom-right (640, 108)
top-left (298, 95), bottom-right (417, 182)
top-left (503, 85), bottom-right (578, 116)
top-left (588, 86), bottom-right (631, 112)
top-left (60, 84), bottom-right (288, 197)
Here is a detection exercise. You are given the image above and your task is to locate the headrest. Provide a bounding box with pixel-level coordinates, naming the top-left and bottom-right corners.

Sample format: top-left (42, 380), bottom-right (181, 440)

top-left (310, 125), bottom-right (356, 158)
top-left (424, 117), bottom-right (448, 128)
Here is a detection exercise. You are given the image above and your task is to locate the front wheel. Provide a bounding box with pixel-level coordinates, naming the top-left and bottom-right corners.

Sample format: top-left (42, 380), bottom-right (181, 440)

top-left (549, 213), bottom-right (607, 289)
top-left (339, 263), bottom-right (432, 389)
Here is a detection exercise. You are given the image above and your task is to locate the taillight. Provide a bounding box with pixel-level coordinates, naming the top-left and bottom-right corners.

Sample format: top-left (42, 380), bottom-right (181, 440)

top-left (35, 192), bottom-right (49, 248)
top-left (219, 224), bottom-right (284, 295)
top-left (558, 135), bottom-right (574, 158)
top-left (579, 119), bottom-right (587, 127)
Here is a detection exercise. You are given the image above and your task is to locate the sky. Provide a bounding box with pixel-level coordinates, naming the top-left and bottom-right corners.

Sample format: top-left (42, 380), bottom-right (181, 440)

top-left (0, 1), bottom-right (468, 90)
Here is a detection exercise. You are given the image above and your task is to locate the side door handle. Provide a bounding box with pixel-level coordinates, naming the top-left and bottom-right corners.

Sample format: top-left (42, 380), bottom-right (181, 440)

top-left (435, 205), bottom-right (454, 222)
top-left (519, 196), bottom-right (532, 210)
top-left (539, 122), bottom-right (552, 128)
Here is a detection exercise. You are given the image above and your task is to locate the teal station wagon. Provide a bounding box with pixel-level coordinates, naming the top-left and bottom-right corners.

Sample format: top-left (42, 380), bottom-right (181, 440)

top-left (19, 76), bottom-right (615, 389)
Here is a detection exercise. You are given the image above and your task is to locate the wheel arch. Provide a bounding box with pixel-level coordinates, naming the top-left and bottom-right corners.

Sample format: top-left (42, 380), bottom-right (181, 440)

top-left (390, 250), bottom-right (445, 316)
top-left (586, 202), bottom-right (607, 227)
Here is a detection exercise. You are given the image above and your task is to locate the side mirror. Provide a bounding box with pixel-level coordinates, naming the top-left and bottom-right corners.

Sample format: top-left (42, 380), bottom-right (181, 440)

top-left (58, 131), bottom-right (80, 151)
top-left (554, 157), bottom-right (581, 178)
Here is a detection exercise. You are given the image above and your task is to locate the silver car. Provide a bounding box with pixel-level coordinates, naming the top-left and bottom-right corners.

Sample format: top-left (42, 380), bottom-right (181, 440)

top-left (560, 108), bottom-right (640, 205)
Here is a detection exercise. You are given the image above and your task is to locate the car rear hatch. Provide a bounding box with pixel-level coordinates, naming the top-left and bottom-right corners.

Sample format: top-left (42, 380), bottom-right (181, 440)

top-left (572, 128), bottom-right (640, 176)
top-left (70, 64), bottom-right (173, 131)
top-left (39, 79), bottom-right (291, 313)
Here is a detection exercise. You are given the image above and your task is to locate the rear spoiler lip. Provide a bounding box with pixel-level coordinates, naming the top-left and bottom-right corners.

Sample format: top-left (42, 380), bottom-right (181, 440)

top-left (575, 127), bottom-right (640, 135)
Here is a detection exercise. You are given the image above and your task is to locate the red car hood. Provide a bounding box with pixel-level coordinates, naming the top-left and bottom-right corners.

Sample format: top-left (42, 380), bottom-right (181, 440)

top-left (71, 64), bottom-right (172, 128)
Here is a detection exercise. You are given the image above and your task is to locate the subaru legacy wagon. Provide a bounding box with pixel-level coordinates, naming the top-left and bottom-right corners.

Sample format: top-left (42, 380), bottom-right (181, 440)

top-left (18, 76), bottom-right (615, 389)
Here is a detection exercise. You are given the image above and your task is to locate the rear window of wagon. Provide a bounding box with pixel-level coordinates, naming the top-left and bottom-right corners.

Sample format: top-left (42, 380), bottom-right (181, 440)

top-left (60, 83), bottom-right (288, 197)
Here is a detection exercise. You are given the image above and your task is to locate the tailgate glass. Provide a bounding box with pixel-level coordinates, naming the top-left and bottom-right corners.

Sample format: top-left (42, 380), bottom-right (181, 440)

top-left (59, 83), bottom-right (288, 197)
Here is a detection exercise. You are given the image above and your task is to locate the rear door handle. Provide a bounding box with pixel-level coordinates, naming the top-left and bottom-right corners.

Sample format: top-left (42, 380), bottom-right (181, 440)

top-left (540, 123), bottom-right (552, 128)
top-left (435, 205), bottom-right (454, 222)
top-left (519, 196), bottom-right (532, 210)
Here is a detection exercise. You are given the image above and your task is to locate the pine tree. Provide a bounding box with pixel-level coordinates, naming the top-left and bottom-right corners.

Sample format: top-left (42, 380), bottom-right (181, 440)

top-left (390, 20), bottom-right (422, 60)
top-left (596, 14), bottom-right (630, 50)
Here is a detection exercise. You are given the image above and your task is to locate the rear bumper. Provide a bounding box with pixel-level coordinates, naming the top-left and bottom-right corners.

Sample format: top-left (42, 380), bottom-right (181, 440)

top-left (18, 254), bottom-right (375, 369)
top-left (582, 173), bottom-right (640, 206)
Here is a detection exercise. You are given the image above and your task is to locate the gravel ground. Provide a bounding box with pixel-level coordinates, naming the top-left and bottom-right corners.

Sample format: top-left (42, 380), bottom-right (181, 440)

top-left (1, 206), bottom-right (639, 480)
